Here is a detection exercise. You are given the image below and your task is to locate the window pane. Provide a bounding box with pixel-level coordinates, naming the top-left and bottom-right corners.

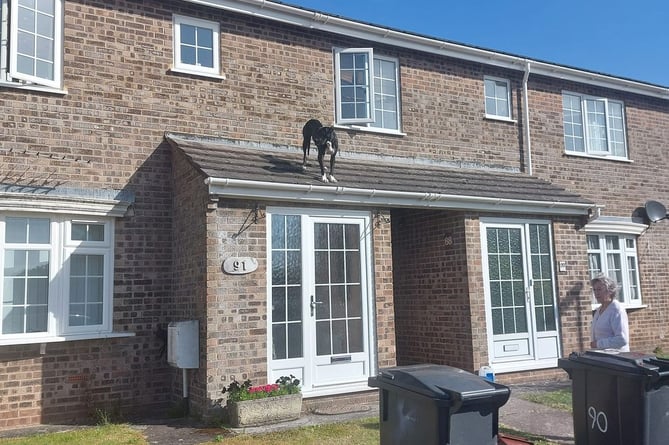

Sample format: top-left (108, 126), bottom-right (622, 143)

top-left (348, 319), bottom-right (363, 353)
top-left (287, 322), bottom-right (302, 358)
top-left (26, 278), bottom-right (48, 304)
top-left (3, 306), bottom-right (24, 334)
top-left (330, 251), bottom-right (344, 283)
top-left (181, 24), bottom-right (196, 45)
top-left (331, 285), bottom-right (346, 318)
top-left (347, 285), bottom-right (362, 317)
top-left (286, 251), bottom-right (301, 285)
top-left (286, 287), bottom-right (301, 321)
top-left (286, 216), bottom-right (301, 249)
top-left (316, 320), bottom-right (331, 355)
top-left (272, 287), bottom-right (286, 322)
top-left (332, 320), bottom-right (347, 354)
top-left (271, 216), bottom-right (285, 249)
top-left (272, 324), bottom-right (286, 360)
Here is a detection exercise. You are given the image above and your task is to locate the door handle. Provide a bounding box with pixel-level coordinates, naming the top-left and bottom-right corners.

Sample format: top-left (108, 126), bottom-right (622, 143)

top-left (310, 295), bottom-right (323, 316)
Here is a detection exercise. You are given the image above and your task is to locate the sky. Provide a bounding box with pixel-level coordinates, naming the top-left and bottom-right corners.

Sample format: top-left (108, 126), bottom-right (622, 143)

top-left (282, 0), bottom-right (669, 87)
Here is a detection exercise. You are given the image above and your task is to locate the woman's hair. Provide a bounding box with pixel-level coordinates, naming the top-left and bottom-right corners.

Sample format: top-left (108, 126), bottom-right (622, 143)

top-left (590, 274), bottom-right (620, 296)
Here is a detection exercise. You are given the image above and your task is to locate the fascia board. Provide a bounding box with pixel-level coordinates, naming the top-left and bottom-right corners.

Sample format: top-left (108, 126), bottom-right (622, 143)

top-left (206, 177), bottom-right (592, 216)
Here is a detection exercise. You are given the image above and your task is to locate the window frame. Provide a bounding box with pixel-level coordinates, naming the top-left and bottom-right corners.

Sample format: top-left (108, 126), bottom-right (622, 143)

top-left (0, 213), bottom-right (115, 345)
top-left (367, 54), bottom-right (401, 132)
top-left (484, 76), bottom-right (512, 120)
top-left (172, 14), bottom-right (221, 78)
top-left (586, 232), bottom-right (642, 308)
top-left (1, 0), bottom-right (63, 89)
top-left (562, 92), bottom-right (628, 159)
top-left (334, 47), bottom-right (376, 125)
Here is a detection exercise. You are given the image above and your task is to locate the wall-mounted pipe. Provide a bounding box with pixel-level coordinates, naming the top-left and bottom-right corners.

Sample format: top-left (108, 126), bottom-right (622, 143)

top-left (522, 61), bottom-right (533, 176)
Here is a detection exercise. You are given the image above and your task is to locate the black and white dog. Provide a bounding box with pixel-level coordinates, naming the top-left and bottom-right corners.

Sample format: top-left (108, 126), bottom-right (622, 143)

top-left (301, 119), bottom-right (338, 183)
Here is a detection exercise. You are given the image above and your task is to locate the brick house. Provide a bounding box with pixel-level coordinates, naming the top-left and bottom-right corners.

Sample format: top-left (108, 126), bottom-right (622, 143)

top-left (1, 0), bottom-right (668, 429)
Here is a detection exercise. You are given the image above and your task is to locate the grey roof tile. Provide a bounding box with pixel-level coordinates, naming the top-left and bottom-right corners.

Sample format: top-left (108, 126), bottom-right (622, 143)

top-left (166, 132), bottom-right (593, 214)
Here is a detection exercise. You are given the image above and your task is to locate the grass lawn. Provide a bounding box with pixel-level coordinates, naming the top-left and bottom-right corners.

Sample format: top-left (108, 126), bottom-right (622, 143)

top-left (0, 424), bottom-right (145, 445)
top-left (0, 417), bottom-right (565, 445)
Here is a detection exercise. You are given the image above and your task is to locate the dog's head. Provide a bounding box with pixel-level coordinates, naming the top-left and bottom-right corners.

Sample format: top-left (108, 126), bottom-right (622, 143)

top-left (313, 126), bottom-right (337, 154)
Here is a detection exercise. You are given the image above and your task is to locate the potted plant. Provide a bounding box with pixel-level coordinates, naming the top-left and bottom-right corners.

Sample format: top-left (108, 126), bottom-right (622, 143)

top-left (223, 375), bottom-right (302, 427)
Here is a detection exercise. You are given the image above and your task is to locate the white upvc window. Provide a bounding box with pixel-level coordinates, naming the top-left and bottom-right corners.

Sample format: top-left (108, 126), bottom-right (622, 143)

top-left (563, 92), bottom-right (627, 159)
top-left (334, 47), bottom-right (375, 125)
top-left (334, 48), bottom-right (403, 132)
top-left (0, 214), bottom-right (115, 344)
top-left (0, 0), bottom-right (63, 89)
top-left (172, 14), bottom-right (220, 77)
top-left (484, 76), bottom-right (512, 120)
top-left (587, 233), bottom-right (642, 307)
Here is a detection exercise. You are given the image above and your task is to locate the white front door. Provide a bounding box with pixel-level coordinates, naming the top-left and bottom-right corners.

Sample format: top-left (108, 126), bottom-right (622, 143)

top-left (480, 219), bottom-right (561, 373)
top-left (268, 208), bottom-right (374, 396)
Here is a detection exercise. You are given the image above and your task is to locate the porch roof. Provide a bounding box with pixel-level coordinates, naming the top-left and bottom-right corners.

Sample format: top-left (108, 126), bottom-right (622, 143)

top-left (166, 132), bottom-right (594, 216)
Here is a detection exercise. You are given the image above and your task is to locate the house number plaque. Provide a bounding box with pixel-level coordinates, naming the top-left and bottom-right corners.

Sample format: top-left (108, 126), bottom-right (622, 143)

top-left (223, 257), bottom-right (258, 275)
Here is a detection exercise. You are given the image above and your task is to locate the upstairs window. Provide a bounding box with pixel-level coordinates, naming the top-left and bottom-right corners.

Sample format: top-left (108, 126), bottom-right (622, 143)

top-left (0, 0), bottom-right (63, 89)
top-left (484, 76), bottom-right (512, 120)
top-left (172, 14), bottom-right (220, 77)
top-left (334, 48), bottom-right (402, 132)
top-left (334, 48), bottom-right (375, 125)
top-left (563, 93), bottom-right (627, 159)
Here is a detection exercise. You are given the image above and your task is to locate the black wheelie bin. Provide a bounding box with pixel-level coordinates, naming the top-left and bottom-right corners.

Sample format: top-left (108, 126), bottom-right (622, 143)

top-left (368, 363), bottom-right (510, 445)
top-left (558, 350), bottom-right (669, 445)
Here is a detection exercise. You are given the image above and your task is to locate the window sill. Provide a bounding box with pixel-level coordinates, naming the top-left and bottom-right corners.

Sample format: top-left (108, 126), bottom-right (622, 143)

top-left (484, 115), bottom-right (517, 123)
top-left (334, 124), bottom-right (406, 137)
top-left (0, 331), bottom-right (135, 347)
top-left (169, 67), bottom-right (226, 81)
top-left (564, 151), bottom-right (633, 163)
top-left (0, 80), bottom-right (67, 95)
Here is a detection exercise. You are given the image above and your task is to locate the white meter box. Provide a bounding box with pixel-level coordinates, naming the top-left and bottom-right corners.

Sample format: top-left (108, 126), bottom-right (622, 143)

top-left (167, 320), bottom-right (199, 369)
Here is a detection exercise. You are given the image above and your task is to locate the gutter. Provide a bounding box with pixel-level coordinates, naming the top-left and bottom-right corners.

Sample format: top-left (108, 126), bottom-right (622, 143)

top-left (204, 177), bottom-right (593, 216)
top-left (182, 0), bottom-right (669, 100)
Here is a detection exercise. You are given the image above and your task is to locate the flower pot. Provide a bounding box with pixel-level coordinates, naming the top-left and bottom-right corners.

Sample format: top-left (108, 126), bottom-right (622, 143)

top-left (227, 393), bottom-right (302, 427)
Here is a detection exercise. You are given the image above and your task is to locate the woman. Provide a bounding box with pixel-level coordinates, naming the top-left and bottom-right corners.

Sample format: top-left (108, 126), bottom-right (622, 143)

top-left (590, 275), bottom-right (630, 352)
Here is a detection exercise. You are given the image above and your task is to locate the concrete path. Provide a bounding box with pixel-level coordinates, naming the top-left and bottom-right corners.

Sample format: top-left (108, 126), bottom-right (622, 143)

top-left (500, 382), bottom-right (575, 445)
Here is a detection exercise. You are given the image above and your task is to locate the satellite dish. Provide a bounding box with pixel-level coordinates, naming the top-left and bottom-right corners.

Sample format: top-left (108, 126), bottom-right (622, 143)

top-left (645, 200), bottom-right (668, 223)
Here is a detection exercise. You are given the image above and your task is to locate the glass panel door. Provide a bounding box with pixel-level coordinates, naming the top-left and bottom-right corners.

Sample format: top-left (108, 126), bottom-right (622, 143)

top-left (268, 210), bottom-right (373, 395)
top-left (482, 220), bottom-right (561, 370)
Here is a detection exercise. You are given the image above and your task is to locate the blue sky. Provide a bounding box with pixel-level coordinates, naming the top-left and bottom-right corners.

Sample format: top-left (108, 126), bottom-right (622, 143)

top-left (283, 0), bottom-right (669, 87)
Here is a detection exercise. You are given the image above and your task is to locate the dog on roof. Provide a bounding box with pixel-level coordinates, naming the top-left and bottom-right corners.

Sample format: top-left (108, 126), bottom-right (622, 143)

top-left (301, 119), bottom-right (339, 183)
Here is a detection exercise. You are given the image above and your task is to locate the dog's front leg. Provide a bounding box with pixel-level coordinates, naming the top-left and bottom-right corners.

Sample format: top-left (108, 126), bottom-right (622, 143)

top-left (317, 151), bottom-right (329, 182)
top-left (327, 154), bottom-right (337, 183)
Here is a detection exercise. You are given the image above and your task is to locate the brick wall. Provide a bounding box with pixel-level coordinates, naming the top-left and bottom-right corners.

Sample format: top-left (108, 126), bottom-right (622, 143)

top-left (392, 209), bottom-right (475, 371)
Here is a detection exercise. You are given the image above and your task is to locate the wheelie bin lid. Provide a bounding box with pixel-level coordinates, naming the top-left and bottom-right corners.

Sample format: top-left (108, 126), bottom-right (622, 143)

top-left (367, 363), bottom-right (510, 407)
top-left (558, 350), bottom-right (669, 381)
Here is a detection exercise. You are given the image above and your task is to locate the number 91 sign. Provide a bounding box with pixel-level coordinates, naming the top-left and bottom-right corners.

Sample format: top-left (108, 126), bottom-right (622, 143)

top-left (223, 257), bottom-right (258, 275)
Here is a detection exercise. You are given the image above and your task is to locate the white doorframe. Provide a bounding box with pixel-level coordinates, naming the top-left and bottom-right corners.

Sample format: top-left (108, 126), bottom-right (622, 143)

top-left (267, 207), bottom-right (376, 397)
top-left (480, 218), bottom-right (561, 373)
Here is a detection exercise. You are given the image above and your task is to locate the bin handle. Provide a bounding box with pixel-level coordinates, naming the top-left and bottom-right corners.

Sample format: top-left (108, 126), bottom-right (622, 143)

top-left (378, 370), bottom-right (395, 380)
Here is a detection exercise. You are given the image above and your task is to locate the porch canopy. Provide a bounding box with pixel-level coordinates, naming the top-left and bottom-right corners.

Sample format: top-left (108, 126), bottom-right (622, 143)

top-left (165, 132), bottom-right (593, 216)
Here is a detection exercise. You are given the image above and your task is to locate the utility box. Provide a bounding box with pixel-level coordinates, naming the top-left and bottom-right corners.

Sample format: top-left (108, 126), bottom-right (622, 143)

top-left (167, 320), bottom-right (199, 369)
